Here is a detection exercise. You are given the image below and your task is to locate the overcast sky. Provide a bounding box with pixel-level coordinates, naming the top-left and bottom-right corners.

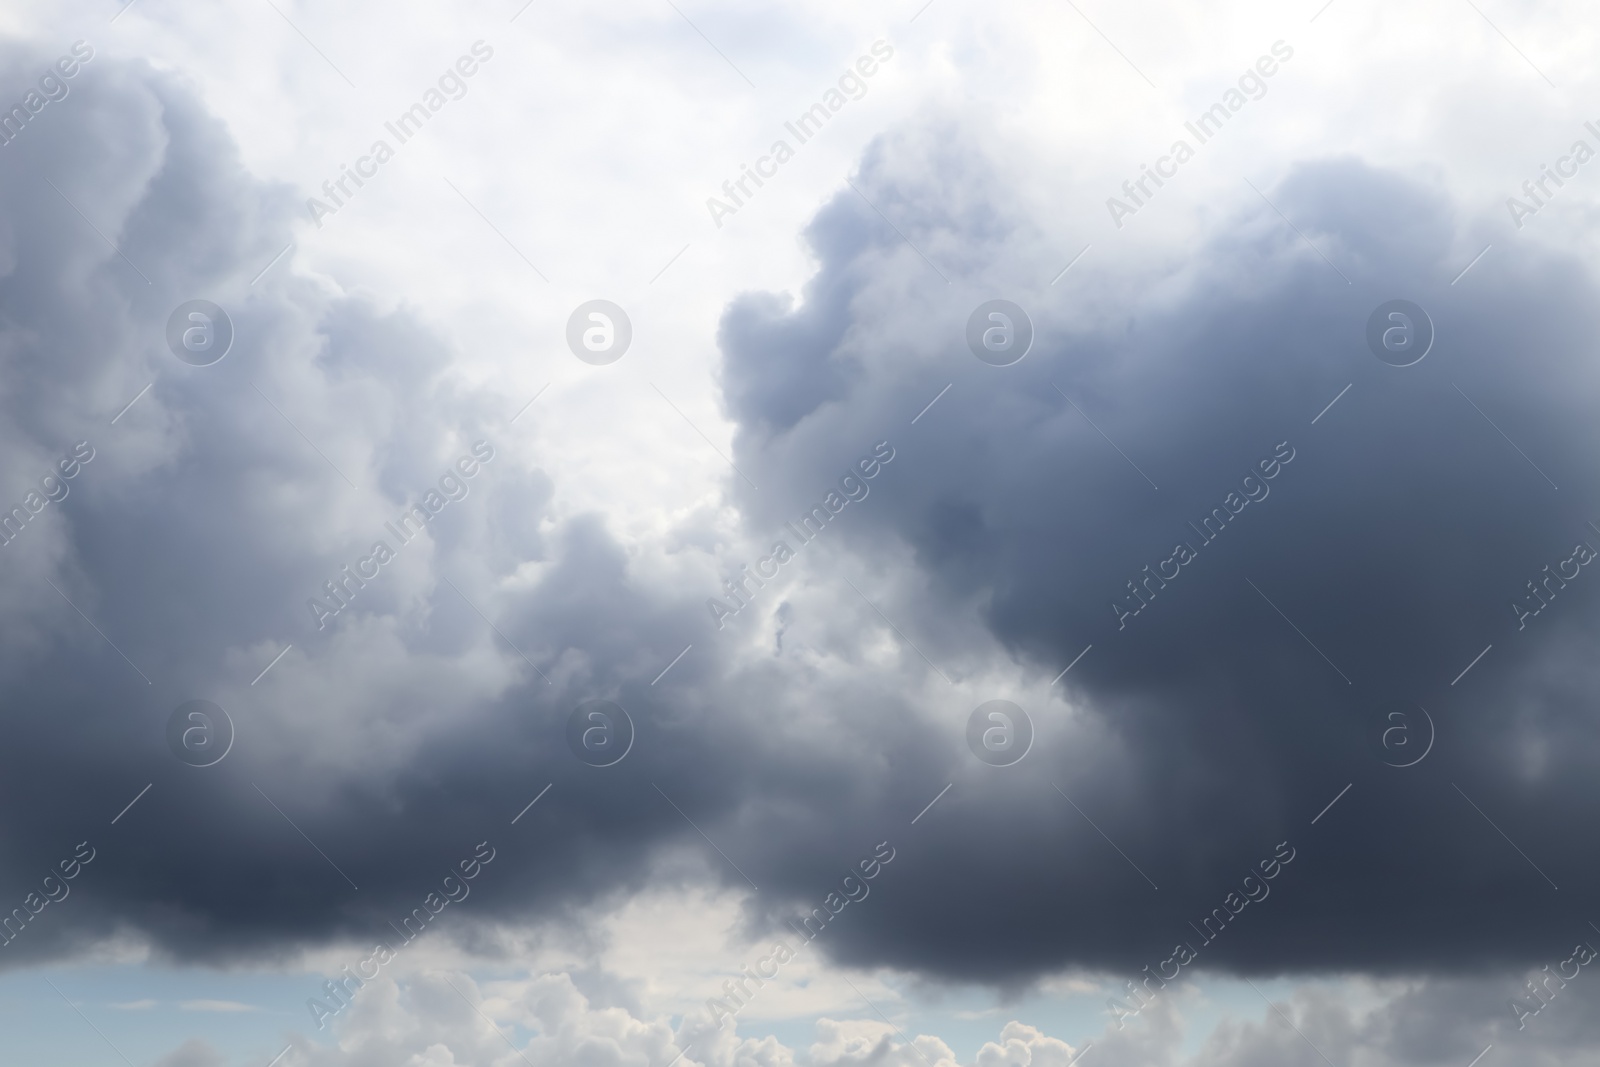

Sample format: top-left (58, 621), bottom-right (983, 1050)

top-left (2, 1), bottom-right (1600, 1065)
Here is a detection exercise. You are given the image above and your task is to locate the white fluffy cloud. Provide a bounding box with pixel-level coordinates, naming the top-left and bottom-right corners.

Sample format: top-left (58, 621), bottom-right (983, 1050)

top-left (145, 963), bottom-right (1600, 1067)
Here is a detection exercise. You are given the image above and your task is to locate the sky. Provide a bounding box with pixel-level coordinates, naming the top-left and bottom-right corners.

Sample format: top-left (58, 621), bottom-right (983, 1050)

top-left (1, 0), bottom-right (1600, 1065)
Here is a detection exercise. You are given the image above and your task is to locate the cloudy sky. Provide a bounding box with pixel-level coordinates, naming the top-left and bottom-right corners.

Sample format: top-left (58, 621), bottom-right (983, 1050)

top-left (2, 0), bottom-right (1600, 1064)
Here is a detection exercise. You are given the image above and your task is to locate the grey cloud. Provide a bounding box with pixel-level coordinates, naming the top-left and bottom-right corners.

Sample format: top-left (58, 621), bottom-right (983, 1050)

top-left (711, 120), bottom-right (1600, 983)
top-left (0, 43), bottom-right (927, 985)
top-left (3, 43), bottom-right (1600, 1056)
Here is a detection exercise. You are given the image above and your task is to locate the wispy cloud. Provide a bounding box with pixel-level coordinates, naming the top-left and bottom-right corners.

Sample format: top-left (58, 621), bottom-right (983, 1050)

top-left (178, 999), bottom-right (261, 1013)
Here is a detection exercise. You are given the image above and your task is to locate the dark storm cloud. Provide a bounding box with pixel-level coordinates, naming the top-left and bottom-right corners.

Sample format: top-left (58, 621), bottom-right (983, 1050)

top-left (713, 125), bottom-right (1600, 983)
top-left (0, 44), bottom-right (934, 977)
top-left (3, 39), bottom-right (1599, 1017)
top-left (0, 45), bottom-right (661, 966)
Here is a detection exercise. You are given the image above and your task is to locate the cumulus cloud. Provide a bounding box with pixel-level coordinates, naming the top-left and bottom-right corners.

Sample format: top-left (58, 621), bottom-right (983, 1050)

top-left (4, 12), bottom-right (1600, 1067)
top-left (142, 964), bottom-right (1600, 1067)
top-left (712, 121), bottom-right (1600, 982)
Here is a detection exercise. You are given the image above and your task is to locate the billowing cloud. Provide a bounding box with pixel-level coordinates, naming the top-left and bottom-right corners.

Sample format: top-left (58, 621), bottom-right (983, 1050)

top-left (2, 19), bottom-right (1600, 1067)
top-left (146, 964), bottom-right (1600, 1067)
top-left (711, 122), bottom-right (1600, 982)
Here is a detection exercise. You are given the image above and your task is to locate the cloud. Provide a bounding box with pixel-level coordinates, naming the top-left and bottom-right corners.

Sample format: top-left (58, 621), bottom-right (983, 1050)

top-left (280, 971), bottom-right (691, 1067)
top-left (146, 965), bottom-right (1600, 1067)
top-left (808, 1018), bottom-right (959, 1067)
top-left (1, 20), bottom-right (1599, 1029)
top-left (688, 109), bottom-right (1600, 985)
top-left (179, 999), bottom-right (262, 1012)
